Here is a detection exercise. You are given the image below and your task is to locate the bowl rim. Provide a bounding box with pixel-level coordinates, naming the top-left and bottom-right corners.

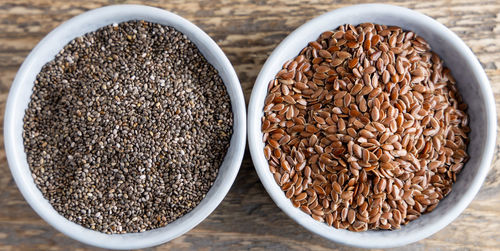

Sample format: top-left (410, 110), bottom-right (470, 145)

top-left (248, 3), bottom-right (496, 248)
top-left (4, 4), bottom-right (246, 250)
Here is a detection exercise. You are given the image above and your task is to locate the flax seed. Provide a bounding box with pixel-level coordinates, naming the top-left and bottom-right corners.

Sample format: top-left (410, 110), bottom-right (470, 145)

top-left (262, 23), bottom-right (469, 231)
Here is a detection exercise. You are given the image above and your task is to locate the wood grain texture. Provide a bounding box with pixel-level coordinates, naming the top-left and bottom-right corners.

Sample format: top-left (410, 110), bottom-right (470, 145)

top-left (1, 0), bottom-right (500, 250)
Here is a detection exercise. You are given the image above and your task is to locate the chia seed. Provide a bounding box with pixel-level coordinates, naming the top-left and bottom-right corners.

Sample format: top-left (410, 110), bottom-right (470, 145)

top-left (23, 20), bottom-right (233, 234)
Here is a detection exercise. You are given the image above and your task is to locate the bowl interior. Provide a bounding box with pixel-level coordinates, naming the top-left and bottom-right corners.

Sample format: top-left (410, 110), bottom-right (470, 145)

top-left (248, 4), bottom-right (495, 248)
top-left (4, 5), bottom-right (245, 250)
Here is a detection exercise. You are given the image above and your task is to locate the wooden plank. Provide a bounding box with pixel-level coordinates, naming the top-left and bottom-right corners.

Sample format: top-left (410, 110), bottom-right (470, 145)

top-left (0, 0), bottom-right (499, 250)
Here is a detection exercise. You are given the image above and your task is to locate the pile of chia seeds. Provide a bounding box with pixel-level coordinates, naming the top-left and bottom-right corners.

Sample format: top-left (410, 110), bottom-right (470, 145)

top-left (23, 20), bottom-right (233, 234)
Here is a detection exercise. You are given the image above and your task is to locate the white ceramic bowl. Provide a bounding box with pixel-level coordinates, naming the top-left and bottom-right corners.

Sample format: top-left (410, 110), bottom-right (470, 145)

top-left (248, 4), bottom-right (496, 248)
top-left (4, 5), bottom-right (246, 250)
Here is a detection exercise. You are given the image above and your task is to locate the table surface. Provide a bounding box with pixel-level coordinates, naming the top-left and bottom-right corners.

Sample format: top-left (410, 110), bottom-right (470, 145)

top-left (1, 0), bottom-right (499, 250)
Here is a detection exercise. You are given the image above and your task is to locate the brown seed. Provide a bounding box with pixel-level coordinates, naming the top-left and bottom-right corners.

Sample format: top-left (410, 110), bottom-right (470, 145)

top-left (281, 158), bottom-right (291, 172)
top-left (337, 51), bottom-right (352, 59)
top-left (295, 192), bottom-right (308, 201)
top-left (341, 191), bottom-right (354, 201)
top-left (364, 66), bottom-right (376, 74)
top-left (301, 204), bottom-right (312, 214)
top-left (316, 65), bottom-right (330, 73)
top-left (319, 50), bottom-right (333, 58)
top-left (326, 213), bottom-right (334, 226)
top-left (348, 58), bottom-right (359, 68)
top-left (306, 124), bottom-right (320, 133)
top-left (348, 209), bottom-right (356, 224)
top-left (264, 146), bottom-right (272, 160)
top-left (333, 182), bottom-right (342, 194)
top-left (312, 214), bottom-right (324, 222)
top-left (312, 209), bottom-right (324, 216)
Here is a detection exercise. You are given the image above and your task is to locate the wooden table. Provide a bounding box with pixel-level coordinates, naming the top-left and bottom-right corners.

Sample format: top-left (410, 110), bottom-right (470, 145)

top-left (1, 0), bottom-right (499, 250)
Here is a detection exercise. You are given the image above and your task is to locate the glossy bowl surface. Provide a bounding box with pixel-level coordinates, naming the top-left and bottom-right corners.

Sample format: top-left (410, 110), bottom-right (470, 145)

top-left (4, 4), bottom-right (246, 249)
top-left (248, 4), bottom-right (496, 248)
